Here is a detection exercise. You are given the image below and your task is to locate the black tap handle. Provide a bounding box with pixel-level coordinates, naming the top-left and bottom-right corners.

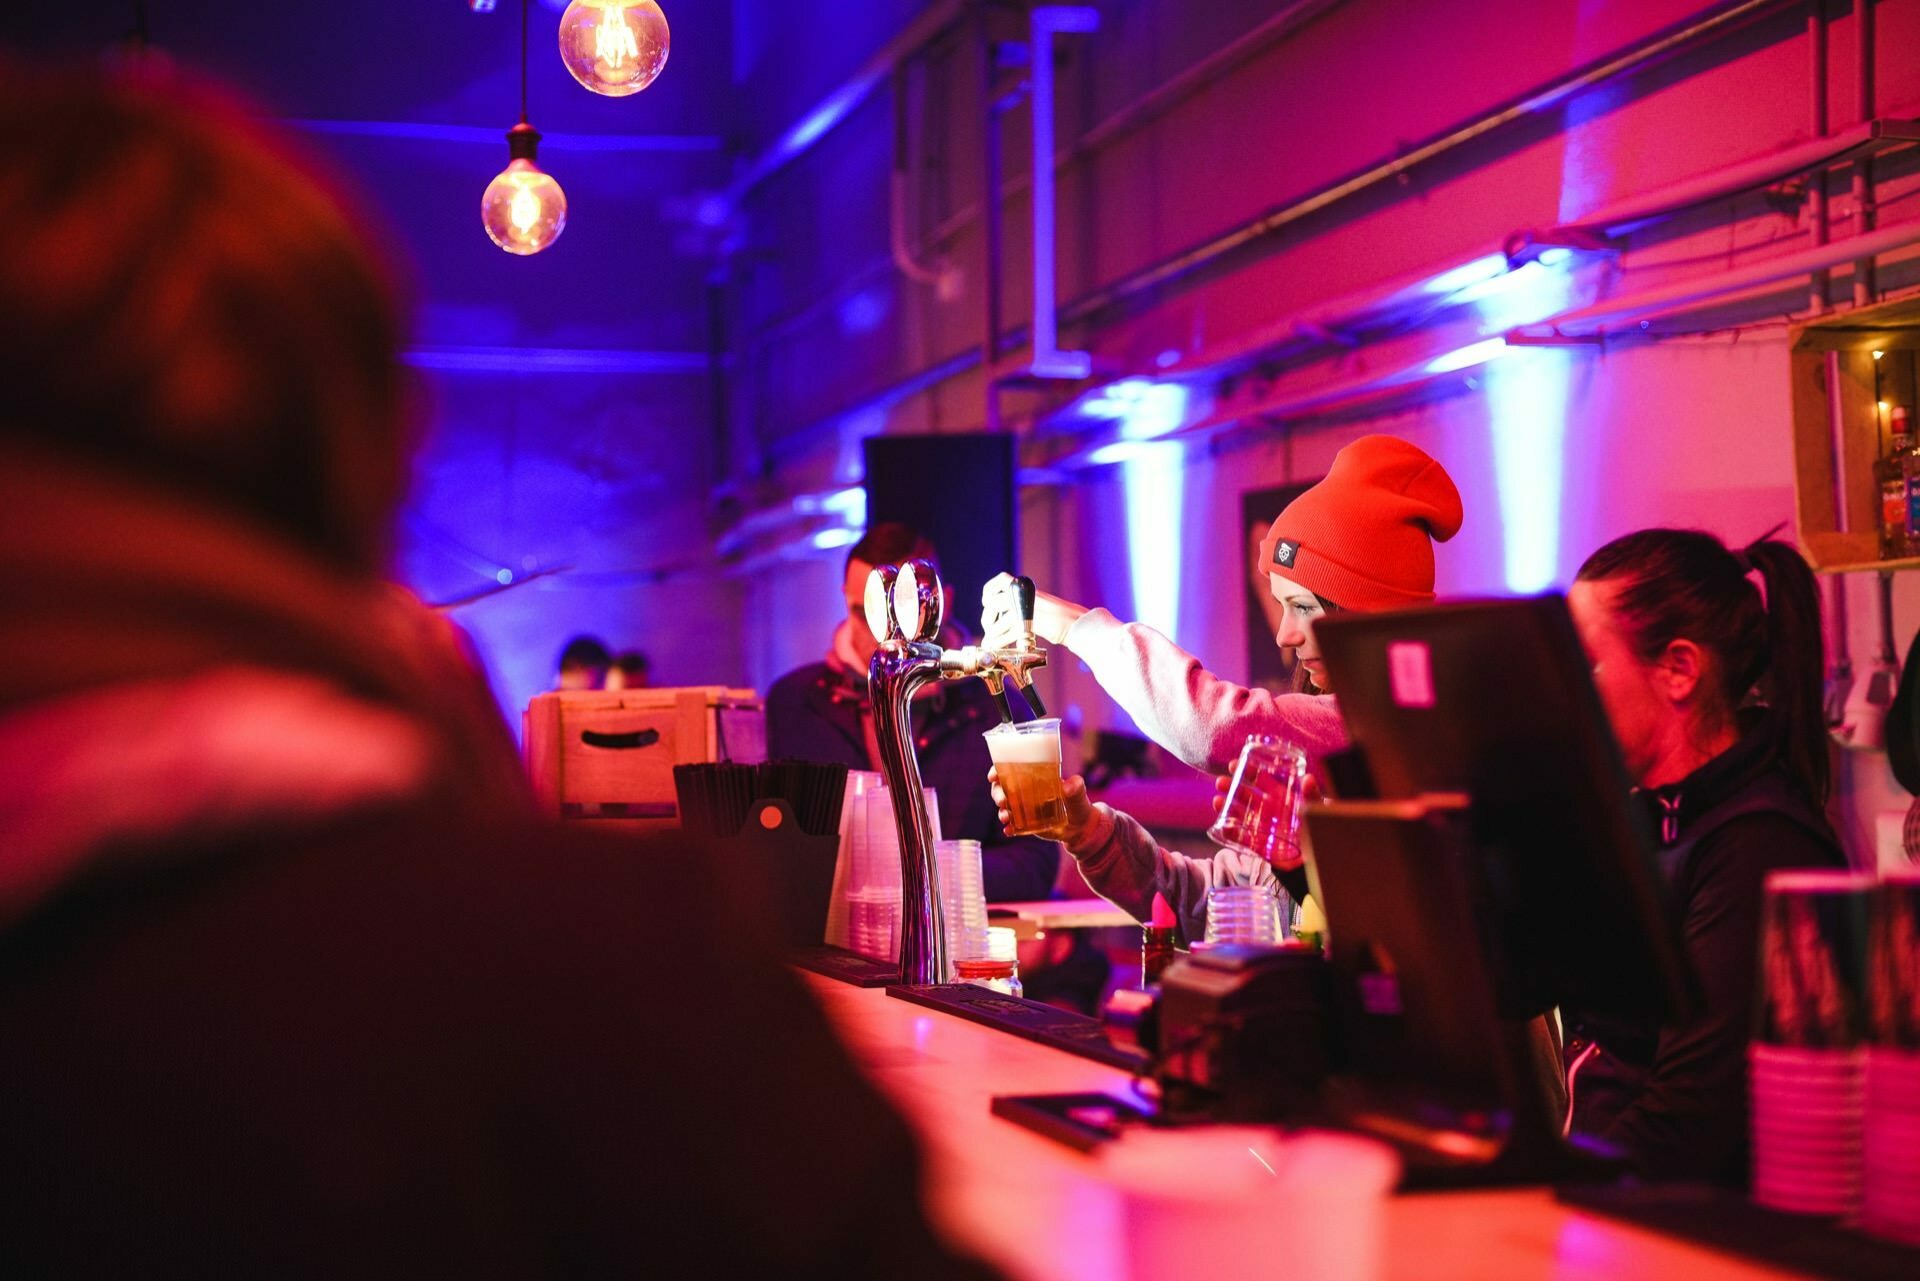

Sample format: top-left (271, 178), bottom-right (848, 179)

top-left (990, 683), bottom-right (1015, 725)
top-left (1016, 576), bottom-right (1038, 629)
top-left (1021, 679), bottom-right (1047, 719)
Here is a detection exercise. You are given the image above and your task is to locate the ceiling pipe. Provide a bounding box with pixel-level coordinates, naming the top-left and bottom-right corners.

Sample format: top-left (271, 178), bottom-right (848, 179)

top-left (1511, 215), bottom-right (1920, 338)
top-left (926, 0), bottom-right (1346, 253)
top-left (739, 0), bottom-right (1858, 484)
top-left (1806, 0), bottom-right (1852, 732)
top-left (1055, 0), bottom-right (1794, 328)
top-left (979, 2), bottom-right (1008, 432)
top-left (1809, 1), bottom-right (1833, 316)
top-left (1559, 117), bottom-right (1916, 238)
top-left (1850, 0), bottom-right (1877, 305)
top-left (890, 62), bottom-right (953, 292)
top-left (725, 0), bottom-right (970, 204)
top-left (1029, 215), bottom-right (1920, 472)
top-left (1026, 6), bottom-right (1100, 381)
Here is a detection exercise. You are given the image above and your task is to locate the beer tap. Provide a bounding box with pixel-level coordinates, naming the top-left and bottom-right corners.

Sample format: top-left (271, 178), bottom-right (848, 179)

top-left (942, 574), bottom-right (1050, 720)
top-left (864, 560), bottom-right (1058, 984)
top-left (862, 558), bottom-right (951, 986)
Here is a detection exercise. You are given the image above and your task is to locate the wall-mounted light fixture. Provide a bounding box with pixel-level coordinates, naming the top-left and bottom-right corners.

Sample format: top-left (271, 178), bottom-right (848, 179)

top-left (557, 0), bottom-right (670, 98)
top-left (1502, 226), bottom-right (1615, 271)
top-left (482, 0), bottom-right (567, 255)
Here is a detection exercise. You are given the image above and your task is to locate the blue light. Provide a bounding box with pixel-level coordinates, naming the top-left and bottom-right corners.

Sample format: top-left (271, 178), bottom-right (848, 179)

top-left (1122, 443), bottom-right (1184, 642)
top-left (495, 568), bottom-right (513, 585)
top-left (1079, 379), bottom-right (1190, 442)
top-left (1420, 252), bottom-right (1509, 296)
top-left (1478, 259), bottom-right (1576, 594)
top-left (1087, 441), bottom-right (1152, 465)
top-left (1424, 338), bottom-right (1509, 375)
top-left (787, 82), bottom-right (863, 155)
top-left (811, 528), bottom-right (861, 551)
top-left (821, 486), bottom-right (868, 525)
top-left (838, 289), bottom-right (888, 335)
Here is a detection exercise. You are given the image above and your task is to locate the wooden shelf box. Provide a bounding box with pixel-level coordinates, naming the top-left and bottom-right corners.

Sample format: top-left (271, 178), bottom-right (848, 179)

top-left (523, 686), bottom-right (767, 827)
top-left (1791, 291), bottom-right (1920, 573)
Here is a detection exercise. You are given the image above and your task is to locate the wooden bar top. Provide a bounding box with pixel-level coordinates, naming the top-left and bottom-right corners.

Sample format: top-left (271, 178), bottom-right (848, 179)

top-left (802, 973), bottom-right (1810, 1281)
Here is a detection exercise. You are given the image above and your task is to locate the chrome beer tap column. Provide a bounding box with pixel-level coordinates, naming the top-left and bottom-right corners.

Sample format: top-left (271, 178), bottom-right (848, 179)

top-left (862, 558), bottom-right (951, 986)
top-left (864, 561), bottom-right (1057, 984)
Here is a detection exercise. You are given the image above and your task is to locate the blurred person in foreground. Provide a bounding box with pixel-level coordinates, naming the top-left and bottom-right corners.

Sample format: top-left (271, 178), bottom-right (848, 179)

top-left (0, 63), bottom-right (994, 1279)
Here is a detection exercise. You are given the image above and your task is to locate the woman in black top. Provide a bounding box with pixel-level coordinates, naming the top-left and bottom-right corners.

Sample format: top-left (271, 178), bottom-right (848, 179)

top-left (1564, 529), bottom-right (1845, 1184)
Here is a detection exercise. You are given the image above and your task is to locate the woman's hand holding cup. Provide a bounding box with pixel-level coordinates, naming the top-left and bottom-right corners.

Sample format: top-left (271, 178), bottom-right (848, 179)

top-left (989, 765), bottom-right (1092, 845)
top-left (1212, 768), bottom-right (1318, 871)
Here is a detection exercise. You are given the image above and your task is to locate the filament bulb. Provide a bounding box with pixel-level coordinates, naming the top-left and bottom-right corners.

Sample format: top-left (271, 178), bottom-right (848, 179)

top-left (558, 0), bottom-right (669, 98)
top-left (481, 125), bottom-right (566, 255)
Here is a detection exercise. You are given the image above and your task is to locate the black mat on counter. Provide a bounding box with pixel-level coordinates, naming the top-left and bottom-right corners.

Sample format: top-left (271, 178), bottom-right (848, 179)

top-left (885, 982), bottom-right (1147, 1073)
top-left (789, 945), bottom-right (900, 988)
top-left (1556, 1182), bottom-right (1920, 1280)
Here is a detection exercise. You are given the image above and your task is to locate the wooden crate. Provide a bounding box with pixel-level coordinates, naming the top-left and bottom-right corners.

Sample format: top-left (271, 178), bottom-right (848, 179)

top-left (522, 686), bottom-right (766, 825)
top-left (1791, 291), bottom-right (1920, 573)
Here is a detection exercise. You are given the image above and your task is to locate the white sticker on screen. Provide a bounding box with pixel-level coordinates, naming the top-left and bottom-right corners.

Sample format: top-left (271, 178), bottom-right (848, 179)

top-left (1387, 641), bottom-right (1436, 708)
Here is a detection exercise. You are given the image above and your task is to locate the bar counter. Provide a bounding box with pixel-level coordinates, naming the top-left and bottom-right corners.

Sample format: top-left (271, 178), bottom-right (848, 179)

top-left (802, 973), bottom-right (1807, 1281)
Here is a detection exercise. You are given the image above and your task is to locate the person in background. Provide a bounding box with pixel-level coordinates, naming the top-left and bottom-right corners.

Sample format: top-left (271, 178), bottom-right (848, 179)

top-left (768, 523), bottom-right (1060, 905)
top-left (1563, 528), bottom-right (1844, 1184)
top-left (0, 64), bottom-right (998, 1279)
top-left (556, 634), bottom-right (612, 690)
top-left (988, 436), bottom-right (1465, 942)
top-left (606, 649), bottom-right (651, 690)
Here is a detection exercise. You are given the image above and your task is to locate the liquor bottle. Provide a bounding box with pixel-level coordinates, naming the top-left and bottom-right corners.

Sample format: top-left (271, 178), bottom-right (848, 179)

top-left (1879, 410), bottom-right (1914, 559)
top-left (1897, 408), bottom-right (1920, 558)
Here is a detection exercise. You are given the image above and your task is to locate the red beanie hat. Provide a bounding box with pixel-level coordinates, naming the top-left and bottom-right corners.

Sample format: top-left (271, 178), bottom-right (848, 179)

top-left (1255, 436), bottom-right (1463, 611)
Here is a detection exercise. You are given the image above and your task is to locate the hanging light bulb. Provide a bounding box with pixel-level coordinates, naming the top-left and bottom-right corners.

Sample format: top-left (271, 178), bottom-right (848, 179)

top-left (484, 0), bottom-right (567, 255)
top-left (482, 123), bottom-right (567, 254)
top-left (557, 0), bottom-right (669, 98)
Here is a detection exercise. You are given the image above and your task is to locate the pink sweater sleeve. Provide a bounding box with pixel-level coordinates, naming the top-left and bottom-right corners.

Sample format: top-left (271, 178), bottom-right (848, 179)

top-left (1063, 608), bottom-right (1349, 775)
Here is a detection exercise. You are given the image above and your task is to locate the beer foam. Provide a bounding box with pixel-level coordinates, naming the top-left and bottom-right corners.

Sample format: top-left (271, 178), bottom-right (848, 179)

top-left (985, 728), bottom-right (1060, 765)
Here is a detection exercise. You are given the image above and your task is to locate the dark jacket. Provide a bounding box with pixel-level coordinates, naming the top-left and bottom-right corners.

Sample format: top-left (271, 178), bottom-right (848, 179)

top-left (766, 658), bottom-right (1060, 904)
top-left (0, 462), bottom-right (997, 1278)
top-left (1564, 719), bottom-right (1845, 1184)
top-left (0, 808), bottom-right (998, 1279)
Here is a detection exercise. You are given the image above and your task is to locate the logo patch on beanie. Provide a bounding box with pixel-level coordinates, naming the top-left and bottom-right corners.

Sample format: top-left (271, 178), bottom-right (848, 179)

top-left (1272, 539), bottom-right (1300, 570)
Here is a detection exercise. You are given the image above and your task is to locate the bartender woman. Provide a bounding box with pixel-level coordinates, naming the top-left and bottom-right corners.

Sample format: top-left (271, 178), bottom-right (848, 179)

top-left (989, 435), bottom-right (1464, 941)
top-left (1564, 527), bottom-right (1843, 1183)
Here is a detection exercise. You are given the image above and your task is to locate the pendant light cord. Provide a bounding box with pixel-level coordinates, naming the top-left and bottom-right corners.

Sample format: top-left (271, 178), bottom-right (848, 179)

top-left (519, 0), bottom-right (530, 125)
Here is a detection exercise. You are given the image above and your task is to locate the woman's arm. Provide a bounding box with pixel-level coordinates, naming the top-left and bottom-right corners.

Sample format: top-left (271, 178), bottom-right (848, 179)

top-left (1064, 609), bottom-right (1348, 775)
top-left (996, 770), bottom-right (1277, 944)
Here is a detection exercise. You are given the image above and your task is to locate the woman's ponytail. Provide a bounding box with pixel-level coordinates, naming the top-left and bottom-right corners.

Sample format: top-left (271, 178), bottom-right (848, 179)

top-left (1744, 537), bottom-right (1828, 805)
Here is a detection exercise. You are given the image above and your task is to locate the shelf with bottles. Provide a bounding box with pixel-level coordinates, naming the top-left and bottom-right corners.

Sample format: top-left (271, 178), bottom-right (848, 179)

top-left (1791, 291), bottom-right (1920, 574)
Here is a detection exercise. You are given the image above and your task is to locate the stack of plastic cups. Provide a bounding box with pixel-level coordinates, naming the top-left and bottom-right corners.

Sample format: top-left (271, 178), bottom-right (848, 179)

top-left (1203, 883), bottom-right (1285, 946)
top-left (1863, 867), bottom-right (1920, 1245)
top-left (1748, 870), bottom-right (1874, 1217)
top-left (824, 771), bottom-right (882, 949)
top-left (847, 784), bottom-right (940, 963)
top-left (937, 838), bottom-right (989, 979)
top-left (847, 784), bottom-right (902, 962)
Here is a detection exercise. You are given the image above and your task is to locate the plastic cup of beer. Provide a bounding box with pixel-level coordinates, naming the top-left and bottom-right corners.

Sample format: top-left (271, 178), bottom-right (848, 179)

top-left (986, 717), bottom-right (1067, 838)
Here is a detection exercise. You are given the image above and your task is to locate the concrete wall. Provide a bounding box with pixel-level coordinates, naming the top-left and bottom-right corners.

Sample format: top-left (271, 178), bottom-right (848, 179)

top-left (728, 0), bottom-right (1920, 864)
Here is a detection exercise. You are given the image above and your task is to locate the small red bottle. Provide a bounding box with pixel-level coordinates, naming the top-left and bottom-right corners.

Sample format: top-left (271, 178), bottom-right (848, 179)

top-left (1141, 892), bottom-right (1178, 987)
